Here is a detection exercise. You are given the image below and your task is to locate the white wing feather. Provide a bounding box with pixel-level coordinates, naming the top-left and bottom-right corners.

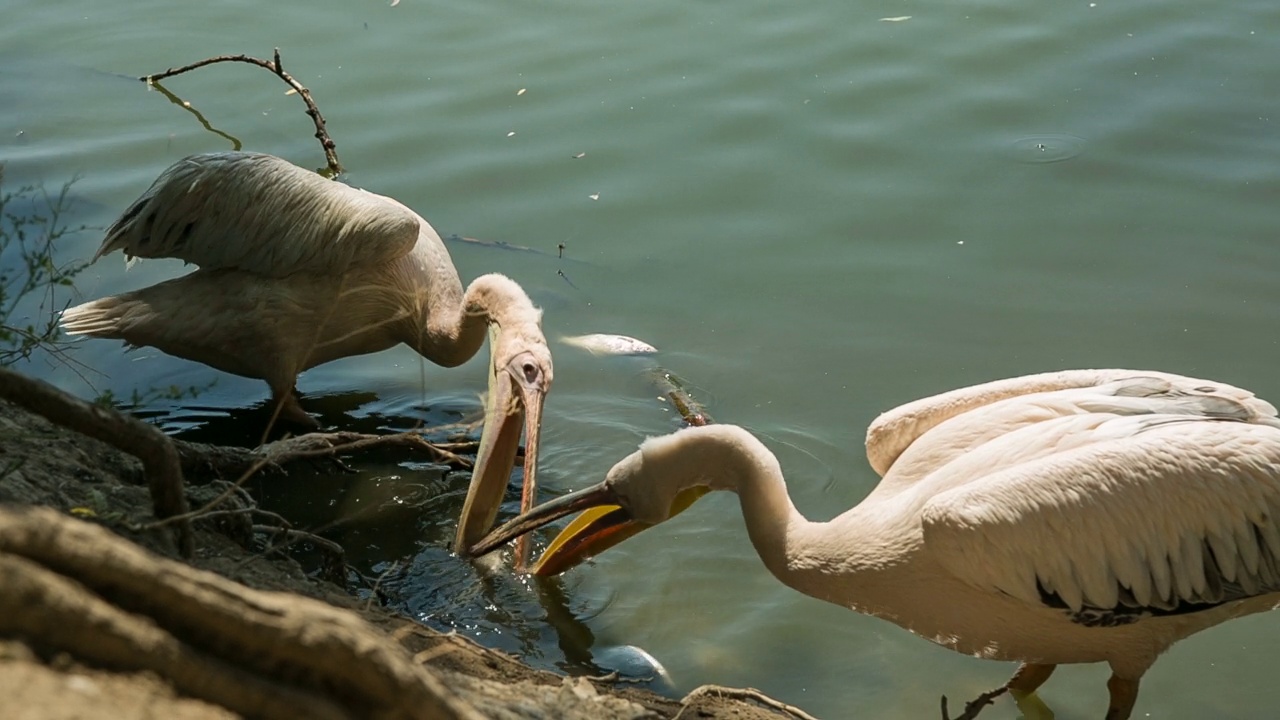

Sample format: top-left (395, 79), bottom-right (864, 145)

top-left (922, 416), bottom-right (1280, 613)
top-left (865, 368), bottom-right (1276, 477)
top-left (91, 152), bottom-right (421, 277)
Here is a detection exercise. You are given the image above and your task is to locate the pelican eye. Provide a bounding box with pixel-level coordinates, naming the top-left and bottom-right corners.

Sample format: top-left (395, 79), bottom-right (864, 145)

top-left (523, 363), bottom-right (540, 383)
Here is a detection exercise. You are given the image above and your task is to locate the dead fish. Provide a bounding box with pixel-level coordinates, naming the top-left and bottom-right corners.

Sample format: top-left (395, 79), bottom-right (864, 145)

top-left (562, 333), bottom-right (658, 356)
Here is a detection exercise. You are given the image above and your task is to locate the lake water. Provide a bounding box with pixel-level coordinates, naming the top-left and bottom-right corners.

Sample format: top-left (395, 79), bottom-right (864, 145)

top-left (4, 0), bottom-right (1280, 717)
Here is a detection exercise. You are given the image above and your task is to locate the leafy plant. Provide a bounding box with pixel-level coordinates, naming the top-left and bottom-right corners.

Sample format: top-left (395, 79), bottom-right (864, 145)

top-left (0, 165), bottom-right (90, 366)
top-left (93, 382), bottom-right (217, 411)
top-left (0, 166), bottom-right (213, 415)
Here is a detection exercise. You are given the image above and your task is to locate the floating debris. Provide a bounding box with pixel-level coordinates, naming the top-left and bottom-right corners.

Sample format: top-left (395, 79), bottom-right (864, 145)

top-left (643, 367), bottom-right (712, 426)
top-left (562, 334), bottom-right (658, 356)
top-left (588, 192), bottom-right (600, 200)
top-left (879, 16), bottom-right (912, 22)
top-left (517, 88), bottom-right (527, 96)
top-left (572, 152), bottom-right (586, 159)
top-left (444, 234), bottom-right (542, 255)
top-left (557, 269), bottom-right (579, 290)
top-left (507, 131), bottom-right (516, 137)
top-left (1007, 133), bottom-right (1087, 164)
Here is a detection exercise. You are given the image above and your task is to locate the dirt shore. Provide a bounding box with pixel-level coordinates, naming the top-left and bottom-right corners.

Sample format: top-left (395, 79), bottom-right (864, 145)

top-left (0, 397), bottom-right (815, 720)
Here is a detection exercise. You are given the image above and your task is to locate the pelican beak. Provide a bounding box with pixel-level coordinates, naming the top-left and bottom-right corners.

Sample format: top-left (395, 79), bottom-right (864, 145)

top-left (453, 339), bottom-right (548, 571)
top-left (468, 481), bottom-right (710, 577)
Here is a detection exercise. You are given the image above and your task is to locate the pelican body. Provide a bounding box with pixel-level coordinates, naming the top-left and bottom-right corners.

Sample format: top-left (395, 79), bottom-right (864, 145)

top-left (62, 152), bottom-right (552, 564)
top-left (471, 369), bottom-right (1280, 719)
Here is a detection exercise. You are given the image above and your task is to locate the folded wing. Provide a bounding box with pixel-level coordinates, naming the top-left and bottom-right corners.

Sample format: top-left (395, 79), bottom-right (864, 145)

top-left (923, 413), bottom-right (1280, 619)
top-left (865, 369), bottom-right (1276, 477)
top-left (92, 152), bottom-right (421, 278)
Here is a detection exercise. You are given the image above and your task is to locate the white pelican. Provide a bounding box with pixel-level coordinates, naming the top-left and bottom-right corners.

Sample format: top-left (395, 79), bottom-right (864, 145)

top-left (61, 151), bottom-right (552, 561)
top-left (469, 369), bottom-right (1280, 719)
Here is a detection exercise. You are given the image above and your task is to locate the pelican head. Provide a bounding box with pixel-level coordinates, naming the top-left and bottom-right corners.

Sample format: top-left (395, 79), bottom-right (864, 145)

top-left (453, 312), bottom-right (554, 569)
top-left (466, 425), bottom-right (746, 575)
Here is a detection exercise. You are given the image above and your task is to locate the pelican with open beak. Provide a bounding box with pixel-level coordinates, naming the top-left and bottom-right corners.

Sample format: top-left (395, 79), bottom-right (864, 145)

top-left (466, 429), bottom-right (710, 576)
top-left (453, 325), bottom-right (552, 570)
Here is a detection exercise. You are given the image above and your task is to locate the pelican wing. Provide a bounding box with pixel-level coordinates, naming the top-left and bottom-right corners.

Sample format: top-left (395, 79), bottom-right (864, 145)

top-left (865, 369), bottom-right (1275, 477)
top-left (92, 152), bottom-right (421, 277)
top-left (922, 414), bottom-right (1280, 619)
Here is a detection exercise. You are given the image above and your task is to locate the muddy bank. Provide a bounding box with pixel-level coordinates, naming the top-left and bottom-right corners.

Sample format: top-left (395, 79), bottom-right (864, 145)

top-left (0, 396), bottom-right (815, 720)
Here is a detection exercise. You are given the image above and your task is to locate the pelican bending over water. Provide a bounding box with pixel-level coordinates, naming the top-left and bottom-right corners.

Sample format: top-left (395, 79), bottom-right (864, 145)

top-left (471, 369), bottom-right (1280, 719)
top-left (61, 151), bottom-right (552, 560)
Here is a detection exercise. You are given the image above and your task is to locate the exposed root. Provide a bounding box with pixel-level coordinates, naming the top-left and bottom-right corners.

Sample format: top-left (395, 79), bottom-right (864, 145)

top-left (255, 430), bottom-right (473, 468)
top-left (0, 368), bottom-right (473, 578)
top-left (171, 430), bottom-right (472, 484)
top-left (0, 553), bottom-right (349, 720)
top-left (676, 684), bottom-right (821, 720)
top-left (585, 671), bottom-right (653, 686)
top-left (0, 505), bottom-right (485, 720)
top-left (0, 367), bottom-right (193, 556)
top-left (251, 524), bottom-right (347, 585)
top-left (147, 429), bottom-right (469, 538)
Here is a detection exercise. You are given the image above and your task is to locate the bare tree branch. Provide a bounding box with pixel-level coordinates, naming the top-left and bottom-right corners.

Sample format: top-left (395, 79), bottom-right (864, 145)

top-left (141, 48), bottom-right (342, 175)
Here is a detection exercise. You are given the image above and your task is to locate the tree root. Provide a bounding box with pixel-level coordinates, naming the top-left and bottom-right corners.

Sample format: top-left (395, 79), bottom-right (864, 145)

top-left (0, 369), bottom-right (473, 562)
top-left (0, 367), bottom-right (193, 556)
top-left (676, 684), bottom-right (821, 720)
top-left (0, 505), bottom-right (486, 720)
top-left (251, 523), bottom-right (348, 585)
top-left (173, 430), bottom-right (473, 484)
top-left (0, 553), bottom-right (349, 720)
top-left (254, 430), bottom-right (473, 468)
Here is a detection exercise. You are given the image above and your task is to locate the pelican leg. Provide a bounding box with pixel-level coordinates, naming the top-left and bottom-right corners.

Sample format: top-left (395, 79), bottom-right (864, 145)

top-left (1006, 663), bottom-right (1056, 720)
top-left (1104, 674), bottom-right (1139, 720)
top-left (270, 386), bottom-right (320, 428)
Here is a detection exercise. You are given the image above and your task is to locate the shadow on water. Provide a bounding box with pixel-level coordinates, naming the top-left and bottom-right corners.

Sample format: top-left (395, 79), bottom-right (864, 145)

top-left (158, 390), bottom-right (673, 692)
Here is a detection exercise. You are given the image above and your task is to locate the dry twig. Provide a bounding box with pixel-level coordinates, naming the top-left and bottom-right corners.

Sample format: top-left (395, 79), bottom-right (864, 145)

top-left (145, 429), bottom-right (465, 575)
top-left (143, 453), bottom-right (277, 533)
top-left (258, 430), bottom-right (473, 468)
top-left (163, 430), bottom-right (470, 492)
top-left (252, 524), bottom-right (347, 584)
top-left (141, 48), bottom-right (342, 175)
top-left (361, 560), bottom-right (403, 612)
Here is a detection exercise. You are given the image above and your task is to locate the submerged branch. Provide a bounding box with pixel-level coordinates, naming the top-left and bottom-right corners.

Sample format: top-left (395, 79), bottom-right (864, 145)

top-left (643, 367), bottom-right (713, 426)
top-left (940, 686), bottom-right (1008, 720)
